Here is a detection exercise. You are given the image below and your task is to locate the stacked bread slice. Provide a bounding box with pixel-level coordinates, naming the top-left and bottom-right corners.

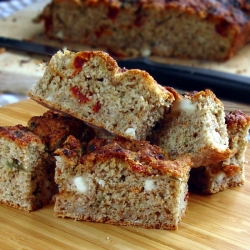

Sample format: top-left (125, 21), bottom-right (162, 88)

top-left (0, 125), bottom-right (51, 212)
top-left (148, 89), bottom-right (233, 167)
top-left (0, 110), bottom-right (94, 211)
top-left (0, 50), bottom-right (249, 229)
top-left (28, 50), bottom-right (193, 229)
top-left (148, 89), bottom-right (250, 194)
top-left (54, 136), bottom-right (191, 229)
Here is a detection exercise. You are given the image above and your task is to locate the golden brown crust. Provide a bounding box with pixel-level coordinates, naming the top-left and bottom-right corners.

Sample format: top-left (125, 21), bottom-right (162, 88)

top-left (28, 110), bottom-right (95, 152)
top-left (190, 145), bottom-right (234, 167)
top-left (0, 125), bottom-right (43, 147)
top-left (56, 136), bottom-right (192, 177)
top-left (46, 0), bottom-right (250, 24)
top-left (165, 86), bottom-right (181, 100)
top-left (183, 89), bottom-right (223, 106)
top-left (225, 109), bottom-right (250, 129)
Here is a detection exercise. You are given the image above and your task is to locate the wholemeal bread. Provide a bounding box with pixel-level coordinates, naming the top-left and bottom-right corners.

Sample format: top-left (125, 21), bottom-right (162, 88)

top-left (40, 0), bottom-right (250, 60)
top-left (28, 50), bottom-right (174, 141)
top-left (54, 136), bottom-right (192, 229)
top-left (149, 89), bottom-right (233, 168)
top-left (0, 125), bottom-right (55, 211)
top-left (0, 111), bottom-right (94, 212)
top-left (189, 110), bottom-right (250, 194)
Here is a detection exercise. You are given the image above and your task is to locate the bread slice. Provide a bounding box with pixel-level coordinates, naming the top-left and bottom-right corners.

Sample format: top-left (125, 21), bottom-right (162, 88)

top-left (54, 136), bottom-right (192, 229)
top-left (0, 125), bottom-right (55, 211)
top-left (28, 50), bottom-right (174, 141)
top-left (40, 0), bottom-right (250, 60)
top-left (189, 110), bottom-right (250, 194)
top-left (149, 89), bottom-right (233, 168)
top-left (0, 111), bottom-right (94, 212)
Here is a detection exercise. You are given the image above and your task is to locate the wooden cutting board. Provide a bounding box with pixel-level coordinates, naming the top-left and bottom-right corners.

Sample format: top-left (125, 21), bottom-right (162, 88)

top-left (0, 99), bottom-right (250, 249)
top-left (1, 0), bottom-right (250, 95)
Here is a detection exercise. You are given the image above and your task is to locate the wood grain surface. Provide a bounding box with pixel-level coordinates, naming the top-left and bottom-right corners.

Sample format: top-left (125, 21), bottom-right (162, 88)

top-left (0, 99), bottom-right (249, 250)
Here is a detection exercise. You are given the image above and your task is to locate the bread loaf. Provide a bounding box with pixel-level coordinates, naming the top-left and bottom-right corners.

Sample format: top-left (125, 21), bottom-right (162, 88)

top-left (40, 0), bottom-right (250, 60)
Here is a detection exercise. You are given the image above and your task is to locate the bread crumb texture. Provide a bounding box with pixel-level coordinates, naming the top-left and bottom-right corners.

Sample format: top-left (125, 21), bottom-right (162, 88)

top-left (29, 50), bottom-right (174, 141)
top-left (149, 90), bottom-right (233, 167)
top-left (0, 125), bottom-right (51, 211)
top-left (54, 136), bottom-right (192, 229)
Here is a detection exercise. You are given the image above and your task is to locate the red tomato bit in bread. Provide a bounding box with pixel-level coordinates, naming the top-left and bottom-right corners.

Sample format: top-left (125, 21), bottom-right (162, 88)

top-left (73, 53), bottom-right (91, 75)
top-left (70, 86), bottom-right (92, 103)
top-left (92, 101), bottom-right (101, 113)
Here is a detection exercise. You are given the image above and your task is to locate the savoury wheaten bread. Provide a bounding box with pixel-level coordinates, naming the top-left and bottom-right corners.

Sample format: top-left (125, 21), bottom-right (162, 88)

top-left (29, 50), bottom-right (174, 141)
top-left (0, 110), bottom-right (94, 212)
top-left (40, 0), bottom-right (250, 60)
top-left (54, 136), bottom-right (192, 229)
top-left (149, 89), bottom-right (233, 168)
top-left (189, 110), bottom-right (250, 194)
top-left (0, 125), bottom-right (55, 211)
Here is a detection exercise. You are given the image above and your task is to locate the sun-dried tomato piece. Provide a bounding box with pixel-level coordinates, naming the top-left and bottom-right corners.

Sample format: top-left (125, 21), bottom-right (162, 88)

top-left (74, 56), bottom-right (87, 69)
top-left (134, 5), bottom-right (144, 27)
top-left (71, 86), bottom-right (91, 103)
top-left (131, 164), bottom-right (144, 173)
top-left (130, 163), bottom-right (150, 175)
top-left (184, 192), bottom-right (189, 201)
top-left (92, 101), bottom-right (101, 113)
top-left (73, 53), bottom-right (92, 76)
top-left (95, 26), bottom-right (112, 38)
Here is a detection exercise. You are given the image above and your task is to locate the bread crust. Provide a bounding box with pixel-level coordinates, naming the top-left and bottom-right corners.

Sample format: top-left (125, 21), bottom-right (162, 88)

top-left (82, 137), bottom-right (192, 177)
top-left (28, 110), bottom-right (95, 152)
top-left (0, 124), bottom-right (43, 147)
